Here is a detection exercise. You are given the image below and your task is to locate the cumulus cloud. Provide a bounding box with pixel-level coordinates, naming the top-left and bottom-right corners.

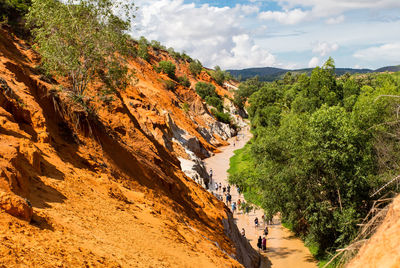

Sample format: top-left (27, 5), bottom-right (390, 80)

top-left (258, 9), bottom-right (309, 24)
top-left (353, 43), bottom-right (400, 62)
top-left (221, 34), bottom-right (276, 68)
top-left (308, 57), bottom-right (320, 67)
top-left (132, 0), bottom-right (276, 69)
top-left (261, 0), bottom-right (400, 24)
top-left (312, 42), bottom-right (339, 56)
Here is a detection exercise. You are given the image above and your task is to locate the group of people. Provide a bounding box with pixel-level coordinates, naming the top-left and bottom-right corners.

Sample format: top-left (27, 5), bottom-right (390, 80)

top-left (209, 167), bottom-right (270, 252)
top-left (256, 221), bottom-right (269, 252)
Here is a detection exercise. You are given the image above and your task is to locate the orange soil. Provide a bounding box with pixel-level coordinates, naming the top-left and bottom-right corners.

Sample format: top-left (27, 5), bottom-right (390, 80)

top-left (0, 27), bottom-right (248, 267)
top-left (349, 195), bottom-right (400, 268)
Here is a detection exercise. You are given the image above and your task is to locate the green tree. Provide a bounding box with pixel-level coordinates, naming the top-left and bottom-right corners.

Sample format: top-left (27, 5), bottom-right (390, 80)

top-left (157, 60), bottom-right (176, 79)
top-left (178, 75), bottom-right (190, 87)
top-left (27, 0), bottom-right (135, 96)
top-left (229, 59), bottom-right (400, 259)
top-left (195, 82), bottom-right (217, 100)
top-left (0, 0), bottom-right (31, 25)
top-left (211, 65), bottom-right (226, 86)
top-left (138, 36), bottom-right (150, 61)
top-left (189, 60), bottom-right (203, 76)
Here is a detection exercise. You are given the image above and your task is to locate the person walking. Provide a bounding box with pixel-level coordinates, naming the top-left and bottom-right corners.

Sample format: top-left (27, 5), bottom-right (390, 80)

top-left (227, 185), bottom-right (231, 193)
top-left (231, 202), bottom-right (236, 214)
top-left (241, 228), bottom-right (246, 237)
top-left (254, 217), bottom-right (259, 228)
top-left (264, 226), bottom-right (269, 236)
top-left (209, 168), bottom-right (213, 178)
top-left (262, 236), bottom-right (267, 251)
top-left (257, 236), bottom-right (262, 251)
top-left (222, 185), bottom-right (226, 193)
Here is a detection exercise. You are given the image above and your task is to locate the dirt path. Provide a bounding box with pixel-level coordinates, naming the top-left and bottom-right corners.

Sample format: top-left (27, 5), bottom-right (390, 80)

top-left (204, 126), bottom-right (317, 268)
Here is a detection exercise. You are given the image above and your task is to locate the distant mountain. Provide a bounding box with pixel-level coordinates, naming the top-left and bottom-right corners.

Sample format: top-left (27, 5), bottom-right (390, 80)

top-left (227, 65), bottom-right (400, 82)
top-left (374, 65), bottom-right (400, 72)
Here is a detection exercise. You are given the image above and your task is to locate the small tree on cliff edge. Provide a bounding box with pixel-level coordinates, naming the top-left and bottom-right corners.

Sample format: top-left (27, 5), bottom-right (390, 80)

top-left (27, 0), bottom-right (136, 96)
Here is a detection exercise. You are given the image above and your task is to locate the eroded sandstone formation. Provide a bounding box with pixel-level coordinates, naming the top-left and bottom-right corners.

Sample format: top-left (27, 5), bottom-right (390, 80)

top-left (0, 26), bottom-right (258, 267)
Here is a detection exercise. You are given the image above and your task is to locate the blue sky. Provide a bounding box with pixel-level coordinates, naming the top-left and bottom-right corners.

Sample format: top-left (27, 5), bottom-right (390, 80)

top-left (132, 0), bottom-right (400, 70)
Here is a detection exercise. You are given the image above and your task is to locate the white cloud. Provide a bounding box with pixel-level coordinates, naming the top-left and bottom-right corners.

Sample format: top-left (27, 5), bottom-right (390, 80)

top-left (274, 0), bottom-right (400, 16)
top-left (308, 56), bottom-right (320, 67)
top-left (353, 43), bottom-right (400, 62)
top-left (132, 0), bottom-right (277, 69)
top-left (261, 0), bottom-right (400, 25)
top-left (221, 34), bottom-right (276, 68)
top-left (258, 8), bottom-right (309, 24)
top-left (325, 15), bottom-right (345, 24)
top-left (312, 42), bottom-right (339, 56)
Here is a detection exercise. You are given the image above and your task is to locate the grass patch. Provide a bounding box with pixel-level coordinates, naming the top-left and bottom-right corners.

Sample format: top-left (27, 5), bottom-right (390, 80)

top-left (227, 143), bottom-right (253, 175)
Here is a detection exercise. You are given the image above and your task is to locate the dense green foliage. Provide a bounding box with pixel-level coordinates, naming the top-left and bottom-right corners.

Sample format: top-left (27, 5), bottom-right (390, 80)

top-left (178, 75), bottom-right (190, 87)
top-left (138, 36), bottom-right (150, 61)
top-left (195, 82), bottom-right (217, 100)
top-left (0, 0), bottom-right (31, 24)
top-left (228, 66), bottom-right (400, 82)
top-left (195, 82), bottom-right (223, 111)
top-left (229, 58), bottom-right (400, 258)
top-left (233, 76), bottom-right (262, 109)
top-left (211, 108), bottom-right (231, 124)
top-left (195, 82), bottom-right (232, 123)
top-left (189, 60), bottom-right (203, 76)
top-left (210, 65), bottom-right (232, 86)
top-left (155, 60), bottom-right (176, 79)
top-left (27, 0), bottom-right (135, 97)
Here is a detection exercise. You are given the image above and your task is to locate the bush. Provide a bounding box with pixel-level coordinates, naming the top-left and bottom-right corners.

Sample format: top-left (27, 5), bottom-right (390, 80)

top-left (178, 75), bottom-right (190, 87)
top-left (195, 82), bottom-right (216, 99)
top-left (162, 79), bottom-right (175, 91)
top-left (211, 108), bottom-right (231, 124)
top-left (189, 60), bottom-right (203, 76)
top-left (150, 40), bottom-right (166, 50)
top-left (138, 36), bottom-right (150, 61)
top-left (157, 61), bottom-right (176, 79)
top-left (205, 96), bottom-right (223, 112)
top-left (211, 66), bottom-right (228, 86)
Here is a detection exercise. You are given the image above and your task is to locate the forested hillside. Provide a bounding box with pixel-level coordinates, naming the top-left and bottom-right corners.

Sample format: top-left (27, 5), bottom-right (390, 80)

top-left (228, 65), bottom-right (400, 82)
top-left (229, 57), bottom-right (400, 264)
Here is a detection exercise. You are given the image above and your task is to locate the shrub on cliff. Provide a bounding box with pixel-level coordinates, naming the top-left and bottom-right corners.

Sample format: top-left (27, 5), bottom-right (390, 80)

top-left (178, 75), bottom-right (190, 87)
top-left (138, 36), bottom-right (150, 61)
top-left (155, 61), bottom-right (176, 79)
top-left (195, 82), bottom-right (216, 99)
top-left (189, 60), bottom-right (203, 76)
top-left (211, 108), bottom-right (231, 124)
top-left (27, 0), bottom-right (135, 97)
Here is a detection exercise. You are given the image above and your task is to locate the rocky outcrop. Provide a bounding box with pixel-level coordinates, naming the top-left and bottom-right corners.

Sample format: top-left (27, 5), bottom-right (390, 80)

top-left (0, 190), bottom-right (32, 221)
top-left (223, 212), bottom-right (262, 268)
top-left (0, 26), bottom-right (249, 267)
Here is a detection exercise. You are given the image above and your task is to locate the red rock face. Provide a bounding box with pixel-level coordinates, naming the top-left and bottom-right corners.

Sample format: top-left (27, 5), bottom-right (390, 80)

top-left (0, 27), bottom-right (251, 267)
top-left (0, 191), bottom-right (32, 221)
top-left (349, 196), bottom-right (400, 268)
